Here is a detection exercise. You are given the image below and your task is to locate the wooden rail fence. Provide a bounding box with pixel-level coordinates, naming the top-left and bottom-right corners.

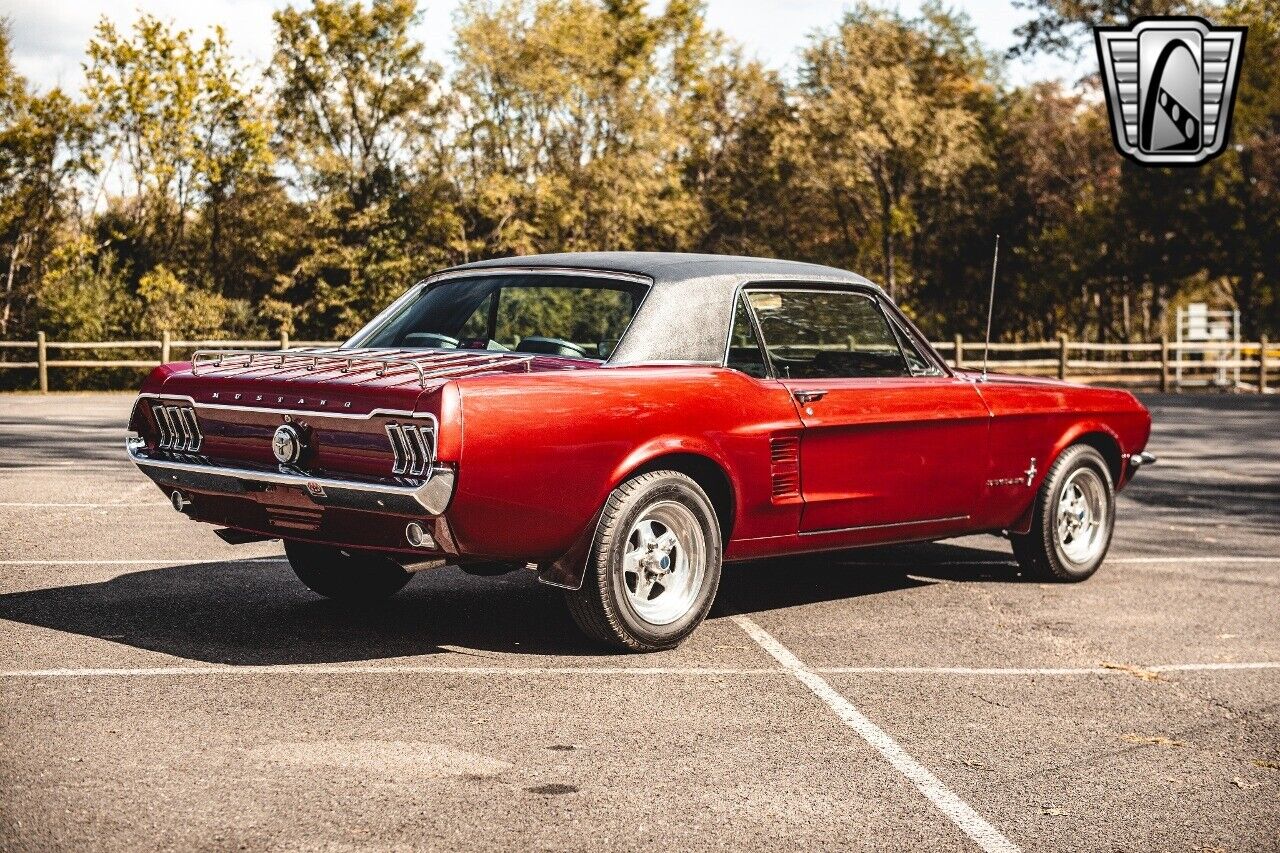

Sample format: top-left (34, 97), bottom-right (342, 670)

top-left (1, 332), bottom-right (1274, 394)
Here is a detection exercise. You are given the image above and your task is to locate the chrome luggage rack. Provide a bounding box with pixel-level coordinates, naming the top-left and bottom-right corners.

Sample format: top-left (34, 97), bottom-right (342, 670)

top-left (190, 348), bottom-right (532, 388)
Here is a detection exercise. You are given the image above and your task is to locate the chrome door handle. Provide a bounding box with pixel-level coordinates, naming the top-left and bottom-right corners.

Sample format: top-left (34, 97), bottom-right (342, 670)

top-left (794, 389), bottom-right (828, 404)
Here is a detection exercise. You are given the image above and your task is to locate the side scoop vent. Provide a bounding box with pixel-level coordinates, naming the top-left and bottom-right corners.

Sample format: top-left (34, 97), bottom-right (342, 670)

top-left (769, 436), bottom-right (800, 501)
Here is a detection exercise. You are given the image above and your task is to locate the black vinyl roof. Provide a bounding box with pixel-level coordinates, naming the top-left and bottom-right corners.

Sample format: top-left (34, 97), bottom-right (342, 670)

top-left (430, 252), bottom-right (886, 365)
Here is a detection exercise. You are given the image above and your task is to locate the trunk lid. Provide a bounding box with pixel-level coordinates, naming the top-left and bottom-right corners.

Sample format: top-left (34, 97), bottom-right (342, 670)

top-left (158, 347), bottom-right (596, 415)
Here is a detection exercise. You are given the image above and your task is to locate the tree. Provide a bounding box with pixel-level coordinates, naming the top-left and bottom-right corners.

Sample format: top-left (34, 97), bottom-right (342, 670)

top-left (795, 3), bottom-right (992, 298)
top-left (1207, 0), bottom-right (1280, 338)
top-left (84, 15), bottom-right (271, 271)
top-left (0, 23), bottom-right (93, 338)
top-left (683, 57), bottom-right (801, 257)
top-left (270, 0), bottom-right (460, 335)
top-left (451, 0), bottom-right (706, 256)
top-left (1009, 0), bottom-right (1195, 59)
top-left (272, 0), bottom-right (448, 206)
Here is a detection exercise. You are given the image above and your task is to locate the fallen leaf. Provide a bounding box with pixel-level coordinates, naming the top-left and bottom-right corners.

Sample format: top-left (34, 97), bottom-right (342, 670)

top-left (1101, 661), bottom-right (1165, 682)
top-left (1231, 776), bottom-right (1251, 789)
top-left (1252, 759), bottom-right (1280, 771)
top-left (1040, 806), bottom-right (1070, 816)
top-left (1121, 734), bottom-right (1189, 748)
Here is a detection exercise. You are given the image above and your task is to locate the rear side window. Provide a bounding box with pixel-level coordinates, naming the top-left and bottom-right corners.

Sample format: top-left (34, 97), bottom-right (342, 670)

top-left (746, 289), bottom-right (910, 379)
top-left (726, 295), bottom-right (770, 378)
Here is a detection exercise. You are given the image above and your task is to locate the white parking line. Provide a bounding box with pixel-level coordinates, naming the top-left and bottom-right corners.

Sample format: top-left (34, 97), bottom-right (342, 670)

top-left (0, 665), bottom-right (782, 677)
top-left (0, 661), bottom-right (1275, 679)
top-left (1150, 661), bottom-right (1280, 672)
top-left (732, 614), bottom-right (1019, 853)
top-left (819, 662), bottom-right (1280, 674)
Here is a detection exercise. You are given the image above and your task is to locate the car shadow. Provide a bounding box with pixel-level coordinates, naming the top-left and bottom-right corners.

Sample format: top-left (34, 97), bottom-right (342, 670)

top-left (0, 540), bottom-right (1022, 664)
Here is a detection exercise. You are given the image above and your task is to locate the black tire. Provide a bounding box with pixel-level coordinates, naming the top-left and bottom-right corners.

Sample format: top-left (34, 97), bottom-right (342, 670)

top-left (1011, 444), bottom-right (1115, 582)
top-left (284, 540), bottom-right (412, 602)
top-left (565, 471), bottom-right (723, 652)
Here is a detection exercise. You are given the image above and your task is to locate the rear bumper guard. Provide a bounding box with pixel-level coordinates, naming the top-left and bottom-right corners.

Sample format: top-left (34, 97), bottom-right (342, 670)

top-left (126, 437), bottom-right (455, 515)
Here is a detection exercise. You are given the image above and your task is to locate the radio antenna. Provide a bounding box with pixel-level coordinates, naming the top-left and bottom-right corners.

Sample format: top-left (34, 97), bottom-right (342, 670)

top-left (981, 234), bottom-right (1000, 382)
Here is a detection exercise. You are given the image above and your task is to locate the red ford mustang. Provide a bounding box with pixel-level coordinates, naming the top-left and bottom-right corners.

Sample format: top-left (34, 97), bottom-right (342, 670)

top-left (127, 253), bottom-right (1154, 650)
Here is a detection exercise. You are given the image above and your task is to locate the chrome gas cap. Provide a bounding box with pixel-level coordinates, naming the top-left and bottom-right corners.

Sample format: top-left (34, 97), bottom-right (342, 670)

top-left (272, 423), bottom-right (305, 465)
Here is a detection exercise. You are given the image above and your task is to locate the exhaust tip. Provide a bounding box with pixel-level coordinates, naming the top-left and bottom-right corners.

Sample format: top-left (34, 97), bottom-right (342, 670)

top-left (406, 521), bottom-right (436, 549)
top-left (170, 491), bottom-right (192, 512)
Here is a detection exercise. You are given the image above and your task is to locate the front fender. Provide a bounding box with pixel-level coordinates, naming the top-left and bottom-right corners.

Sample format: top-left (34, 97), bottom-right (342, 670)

top-left (1009, 419), bottom-right (1124, 535)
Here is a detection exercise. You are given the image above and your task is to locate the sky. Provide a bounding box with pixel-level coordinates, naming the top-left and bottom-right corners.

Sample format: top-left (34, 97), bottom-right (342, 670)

top-left (1, 0), bottom-right (1088, 94)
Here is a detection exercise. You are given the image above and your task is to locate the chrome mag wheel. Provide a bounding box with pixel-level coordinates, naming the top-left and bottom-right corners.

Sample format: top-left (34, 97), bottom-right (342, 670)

top-left (620, 501), bottom-right (706, 626)
top-left (1055, 467), bottom-right (1108, 565)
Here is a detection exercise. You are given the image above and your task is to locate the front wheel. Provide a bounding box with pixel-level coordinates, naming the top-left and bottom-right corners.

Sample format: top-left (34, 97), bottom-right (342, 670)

top-left (1011, 444), bottom-right (1115, 582)
top-left (284, 540), bottom-right (412, 602)
top-left (565, 471), bottom-right (723, 652)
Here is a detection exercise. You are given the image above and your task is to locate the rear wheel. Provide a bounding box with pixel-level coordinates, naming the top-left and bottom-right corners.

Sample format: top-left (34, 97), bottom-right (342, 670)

top-left (284, 540), bottom-right (412, 602)
top-left (1011, 444), bottom-right (1115, 582)
top-left (565, 471), bottom-right (722, 652)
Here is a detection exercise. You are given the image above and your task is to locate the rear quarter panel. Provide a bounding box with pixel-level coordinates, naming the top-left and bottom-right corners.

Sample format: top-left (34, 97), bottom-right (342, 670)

top-left (445, 366), bottom-right (803, 561)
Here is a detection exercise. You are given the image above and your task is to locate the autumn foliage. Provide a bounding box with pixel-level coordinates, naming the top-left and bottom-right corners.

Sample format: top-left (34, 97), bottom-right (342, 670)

top-left (0, 0), bottom-right (1276, 371)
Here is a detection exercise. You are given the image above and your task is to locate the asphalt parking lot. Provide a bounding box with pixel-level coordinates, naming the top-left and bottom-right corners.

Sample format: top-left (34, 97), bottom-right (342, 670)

top-left (0, 391), bottom-right (1277, 852)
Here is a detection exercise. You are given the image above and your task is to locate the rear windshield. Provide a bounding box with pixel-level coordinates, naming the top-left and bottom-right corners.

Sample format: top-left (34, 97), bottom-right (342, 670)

top-left (345, 273), bottom-right (648, 360)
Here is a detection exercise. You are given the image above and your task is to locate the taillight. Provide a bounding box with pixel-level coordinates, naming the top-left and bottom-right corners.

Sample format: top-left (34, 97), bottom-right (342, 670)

top-left (385, 422), bottom-right (434, 476)
top-left (151, 402), bottom-right (203, 452)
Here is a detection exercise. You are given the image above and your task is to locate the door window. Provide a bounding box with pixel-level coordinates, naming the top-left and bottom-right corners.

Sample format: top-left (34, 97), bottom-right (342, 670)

top-left (746, 289), bottom-right (911, 379)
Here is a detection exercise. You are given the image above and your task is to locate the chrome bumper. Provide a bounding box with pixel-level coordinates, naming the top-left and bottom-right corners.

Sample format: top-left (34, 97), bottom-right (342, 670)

top-left (126, 437), bottom-right (455, 515)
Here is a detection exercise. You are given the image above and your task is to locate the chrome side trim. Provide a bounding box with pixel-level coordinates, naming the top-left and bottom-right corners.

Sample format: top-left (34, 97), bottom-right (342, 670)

top-left (798, 514), bottom-right (970, 537)
top-left (126, 438), bottom-right (456, 515)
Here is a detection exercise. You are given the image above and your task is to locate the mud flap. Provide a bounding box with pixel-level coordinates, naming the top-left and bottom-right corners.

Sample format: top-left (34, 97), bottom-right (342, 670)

top-left (536, 508), bottom-right (605, 591)
top-left (1009, 504), bottom-right (1035, 535)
